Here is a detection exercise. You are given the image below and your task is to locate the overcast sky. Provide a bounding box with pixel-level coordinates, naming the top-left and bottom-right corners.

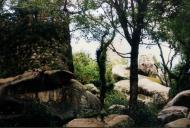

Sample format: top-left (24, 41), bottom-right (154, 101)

top-left (71, 33), bottom-right (180, 67)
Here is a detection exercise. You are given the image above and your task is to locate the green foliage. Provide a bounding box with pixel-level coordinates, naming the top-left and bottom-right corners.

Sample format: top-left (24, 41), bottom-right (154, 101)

top-left (73, 52), bottom-right (99, 84)
top-left (82, 0), bottom-right (98, 10)
top-left (169, 62), bottom-right (190, 97)
top-left (73, 52), bottom-right (114, 85)
top-left (105, 62), bottom-right (115, 84)
top-left (169, 80), bottom-right (178, 98)
top-left (104, 91), bottom-right (160, 127)
top-left (105, 91), bottom-right (128, 109)
top-left (168, 0), bottom-right (190, 60)
top-left (147, 77), bottom-right (161, 84)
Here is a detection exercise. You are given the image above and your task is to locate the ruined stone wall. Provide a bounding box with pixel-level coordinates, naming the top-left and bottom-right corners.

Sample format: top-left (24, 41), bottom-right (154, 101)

top-left (0, 11), bottom-right (73, 78)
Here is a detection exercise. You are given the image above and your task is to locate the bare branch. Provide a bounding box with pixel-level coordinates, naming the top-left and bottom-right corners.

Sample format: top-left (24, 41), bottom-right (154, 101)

top-left (110, 43), bottom-right (131, 55)
top-left (140, 42), bottom-right (157, 45)
top-left (169, 51), bottom-right (178, 70)
top-left (108, 43), bottom-right (131, 58)
top-left (113, 3), bottom-right (132, 45)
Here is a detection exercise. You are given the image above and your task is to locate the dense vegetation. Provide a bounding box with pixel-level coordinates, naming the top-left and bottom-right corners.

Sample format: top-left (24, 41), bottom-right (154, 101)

top-left (73, 52), bottom-right (114, 85)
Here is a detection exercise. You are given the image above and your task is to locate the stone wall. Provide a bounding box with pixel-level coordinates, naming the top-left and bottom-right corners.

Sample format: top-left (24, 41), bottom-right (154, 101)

top-left (0, 10), bottom-right (73, 77)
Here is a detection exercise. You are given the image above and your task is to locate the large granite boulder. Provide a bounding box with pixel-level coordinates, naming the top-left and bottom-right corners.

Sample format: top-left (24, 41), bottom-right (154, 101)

top-left (65, 118), bottom-right (104, 127)
top-left (157, 90), bottom-right (190, 126)
top-left (158, 106), bottom-right (189, 123)
top-left (41, 79), bottom-right (101, 119)
top-left (165, 118), bottom-right (190, 128)
top-left (66, 114), bottom-right (134, 128)
top-left (165, 90), bottom-right (190, 108)
top-left (114, 78), bottom-right (169, 102)
top-left (153, 93), bottom-right (168, 106)
top-left (138, 78), bottom-right (169, 100)
top-left (114, 80), bottom-right (130, 94)
top-left (138, 54), bottom-right (157, 76)
top-left (108, 104), bottom-right (126, 114)
top-left (0, 69), bottom-right (74, 95)
top-left (84, 84), bottom-right (100, 96)
top-left (112, 65), bottom-right (130, 81)
top-left (0, 97), bottom-right (64, 127)
top-left (104, 114), bottom-right (135, 128)
top-left (0, 70), bottom-right (101, 126)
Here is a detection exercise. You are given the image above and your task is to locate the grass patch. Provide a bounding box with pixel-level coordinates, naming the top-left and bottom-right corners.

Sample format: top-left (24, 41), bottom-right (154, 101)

top-left (105, 90), bottom-right (128, 109)
top-left (147, 77), bottom-right (161, 84)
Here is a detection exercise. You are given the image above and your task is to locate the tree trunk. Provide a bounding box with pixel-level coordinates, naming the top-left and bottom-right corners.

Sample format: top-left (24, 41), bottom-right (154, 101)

top-left (129, 43), bottom-right (139, 111)
top-left (64, 15), bottom-right (74, 72)
top-left (96, 49), bottom-right (106, 108)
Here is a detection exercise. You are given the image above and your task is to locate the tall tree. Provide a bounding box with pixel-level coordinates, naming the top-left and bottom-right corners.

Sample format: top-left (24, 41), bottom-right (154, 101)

top-left (96, 30), bottom-right (115, 120)
top-left (111, 0), bottom-right (149, 110)
top-left (76, 0), bottom-right (165, 111)
top-left (148, 0), bottom-right (190, 96)
top-left (167, 0), bottom-right (190, 94)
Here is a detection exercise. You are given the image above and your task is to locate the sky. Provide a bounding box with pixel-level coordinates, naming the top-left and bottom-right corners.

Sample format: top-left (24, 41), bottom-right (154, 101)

top-left (71, 33), bottom-right (180, 67)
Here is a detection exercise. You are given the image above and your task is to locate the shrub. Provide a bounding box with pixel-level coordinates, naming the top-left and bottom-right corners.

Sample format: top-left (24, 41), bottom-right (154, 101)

top-left (169, 62), bottom-right (190, 97)
top-left (73, 52), bottom-right (114, 85)
top-left (105, 90), bottom-right (128, 109)
top-left (73, 52), bottom-right (99, 84)
top-left (105, 62), bottom-right (115, 84)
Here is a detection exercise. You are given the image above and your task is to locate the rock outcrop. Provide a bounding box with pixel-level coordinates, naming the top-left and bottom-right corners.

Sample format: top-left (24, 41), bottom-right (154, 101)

top-left (0, 70), bottom-right (101, 126)
top-left (158, 90), bottom-right (190, 127)
top-left (114, 78), bottom-right (169, 103)
top-left (138, 78), bottom-right (169, 99)
top-left (165, 118), bottom-right (190, 128)
top-left (66, 118), bottom-right (105, 127)
top-left (0, 69), bottom-right (74, 95)
top-left (112, 65), bottom-right (130, 81)
top-left (138, 54), bottom-right (157, 76)
top-left (165, 90), bottom-right (190, 108)
top-left (84, 84), bottom-right (100, 96)
top-left (114, 80), bottom-right (130, 94)
top-left (158, 106), bottom-right (189, 123)
top-left (108, 104), bottom-right (126, 114)
top-left (0, 11), bottom-right (74, 77)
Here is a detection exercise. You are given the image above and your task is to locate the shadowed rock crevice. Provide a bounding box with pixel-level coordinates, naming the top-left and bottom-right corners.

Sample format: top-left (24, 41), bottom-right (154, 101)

top-left (0, 70), bottom-right (101, 127)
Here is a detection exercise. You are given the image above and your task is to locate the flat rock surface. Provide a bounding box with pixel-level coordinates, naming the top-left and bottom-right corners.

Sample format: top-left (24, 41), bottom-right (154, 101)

top-left (66, 114), bottom-right (134, 127)
top-left (165, 90), bottom-right (190, 108)
top-left (114, 78), bottom-right (169, 99)
top-left (165, 118), bottom-right (190, 128)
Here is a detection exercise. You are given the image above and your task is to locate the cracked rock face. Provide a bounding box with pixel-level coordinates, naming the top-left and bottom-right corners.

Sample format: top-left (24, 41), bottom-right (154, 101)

top-left (158, 106), bottom-right (189, 123)
top-left (158, 90), bottom-right (190, 127)
top-left (0, 70), bottom-right (100, 126)
top-left (138, 54), bottom-right (158, 76)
